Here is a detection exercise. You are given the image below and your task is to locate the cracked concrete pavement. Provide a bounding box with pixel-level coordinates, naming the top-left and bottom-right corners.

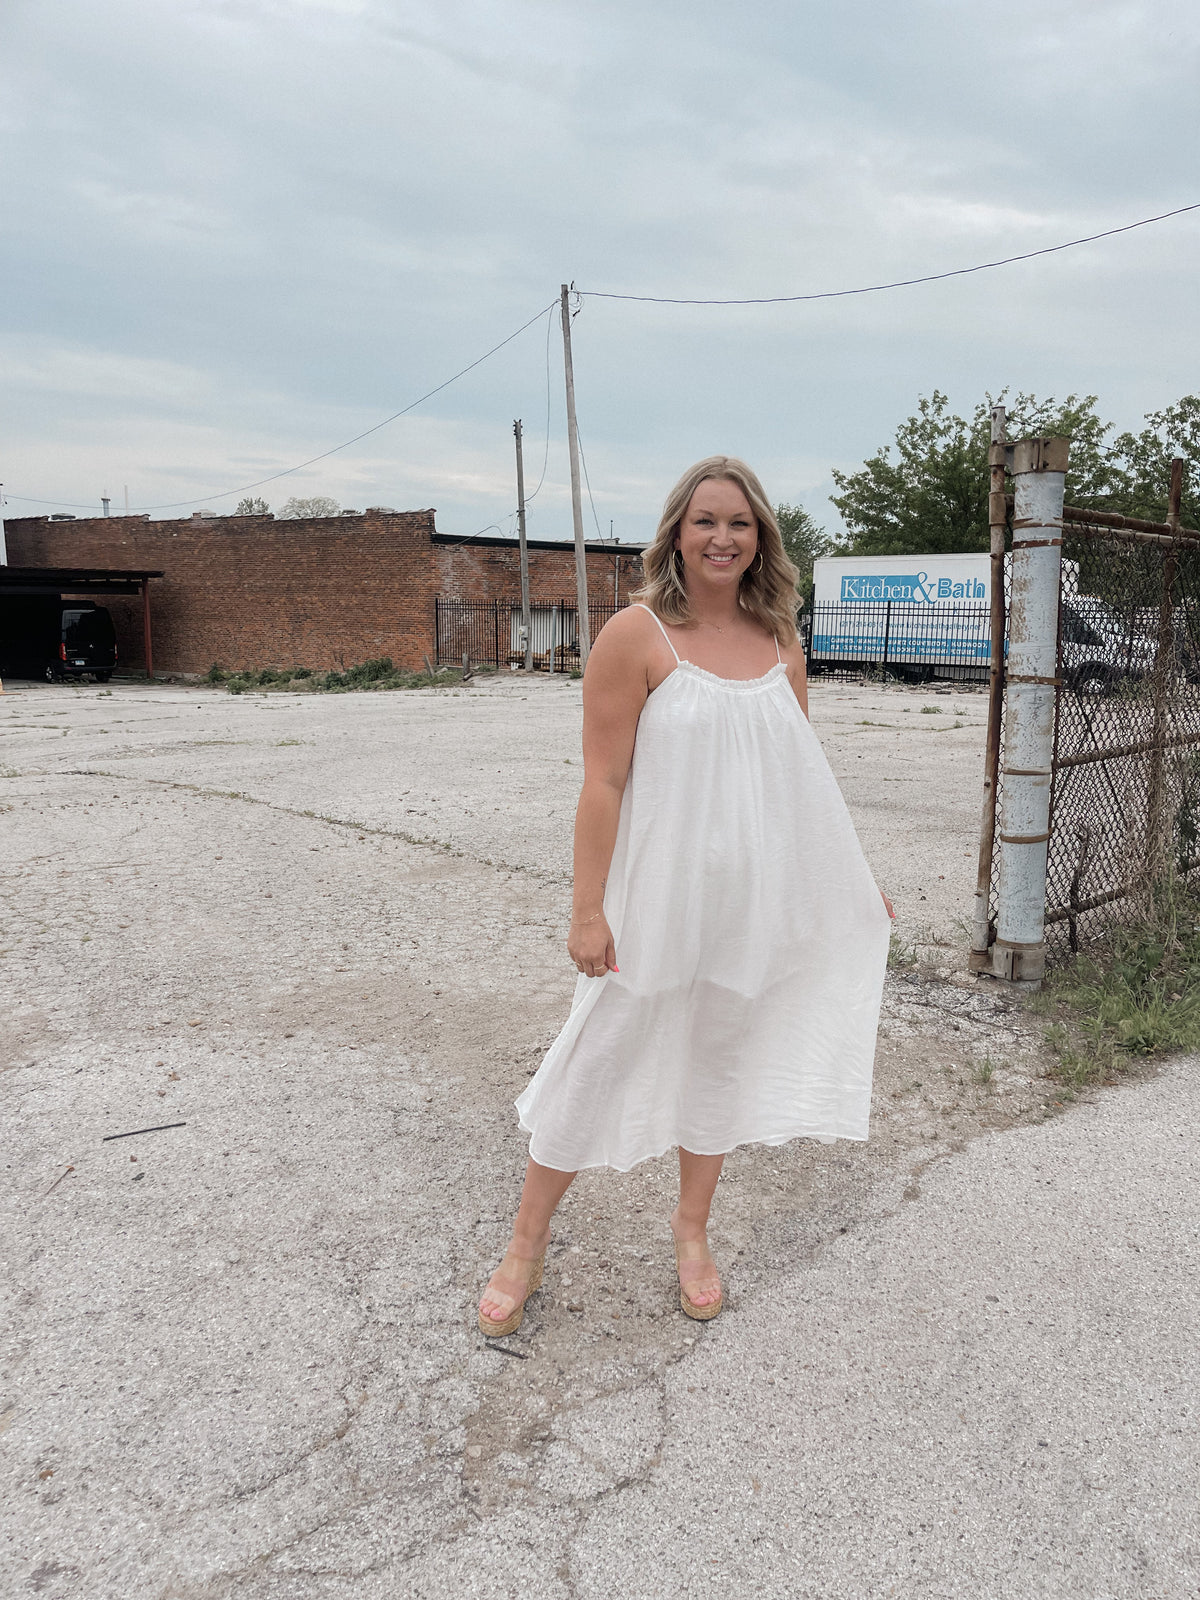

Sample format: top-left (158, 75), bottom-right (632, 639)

top-left (2, 672), bottom-right (1196, 1597)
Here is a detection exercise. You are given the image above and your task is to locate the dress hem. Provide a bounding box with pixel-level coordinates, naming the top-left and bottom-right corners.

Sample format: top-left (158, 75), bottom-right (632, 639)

top-left (517, 1111), bottom-right (869, 1174)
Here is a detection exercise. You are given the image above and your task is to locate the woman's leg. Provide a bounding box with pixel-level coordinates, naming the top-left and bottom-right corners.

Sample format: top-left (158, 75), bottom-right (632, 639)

top-left (479, 1158), bottom-right (577, 1324)
top-left (671, 1148), bottom-right (725, 1308)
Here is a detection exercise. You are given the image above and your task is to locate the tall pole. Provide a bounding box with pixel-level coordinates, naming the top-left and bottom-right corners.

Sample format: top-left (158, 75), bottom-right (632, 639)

top-left (991, 435), bottom-right (1069, 985)
top-left (560, 282), bottom-right (591, 666)
top-left (514, 419), bottom-right (533, 671)
top-left (0, 483), bottom-right (7, 566)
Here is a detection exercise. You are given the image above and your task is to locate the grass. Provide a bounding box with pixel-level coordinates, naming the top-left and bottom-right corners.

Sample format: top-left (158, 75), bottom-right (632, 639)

top-left (205, 659), bottom-right (491, 695)
top-left (887, 928), bottom-right (918, 969)
top-left (1031, 876), bottom-right (1200, 1092)
top-left (920, 705), bottom-right (943, 714)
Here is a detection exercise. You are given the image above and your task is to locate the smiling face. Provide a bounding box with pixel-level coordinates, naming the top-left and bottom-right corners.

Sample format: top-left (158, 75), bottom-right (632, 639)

top-left (673, 476), bottom-right (759, 593)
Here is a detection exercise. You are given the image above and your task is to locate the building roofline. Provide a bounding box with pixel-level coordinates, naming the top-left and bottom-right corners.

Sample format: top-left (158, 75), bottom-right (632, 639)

top-left (432, 532), bottom-right (645, 555)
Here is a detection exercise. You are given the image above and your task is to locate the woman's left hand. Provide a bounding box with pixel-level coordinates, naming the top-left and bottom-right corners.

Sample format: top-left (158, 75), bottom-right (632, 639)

top-left (881, 891), bottom-right (895, 920)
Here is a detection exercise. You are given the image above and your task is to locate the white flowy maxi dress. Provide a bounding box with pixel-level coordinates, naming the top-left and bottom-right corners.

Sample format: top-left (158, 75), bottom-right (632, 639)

top-left (515, 606), bottom-right (891, 1173)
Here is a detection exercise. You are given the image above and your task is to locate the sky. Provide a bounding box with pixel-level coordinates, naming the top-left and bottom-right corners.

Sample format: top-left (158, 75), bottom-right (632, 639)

top-left (2, 0), bottom-right (1198, 544)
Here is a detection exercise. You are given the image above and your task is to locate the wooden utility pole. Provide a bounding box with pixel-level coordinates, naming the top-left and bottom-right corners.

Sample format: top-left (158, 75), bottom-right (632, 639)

top-left (560, 282), bottom-right (591, 666)
top-left (513, 419), bottom-right (532, 671)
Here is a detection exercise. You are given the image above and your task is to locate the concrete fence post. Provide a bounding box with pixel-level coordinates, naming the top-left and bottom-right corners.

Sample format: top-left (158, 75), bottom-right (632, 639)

top-left (988, 436), bottom-right (1069, 985)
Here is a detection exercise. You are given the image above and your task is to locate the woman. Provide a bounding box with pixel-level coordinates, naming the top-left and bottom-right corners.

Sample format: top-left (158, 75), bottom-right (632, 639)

top-left (479, 456), bottom-right (893, 1336)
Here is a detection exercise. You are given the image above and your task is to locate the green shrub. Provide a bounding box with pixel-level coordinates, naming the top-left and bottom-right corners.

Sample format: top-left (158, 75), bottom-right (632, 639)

top-left (1035, 876), bottom-right (1200, 1088)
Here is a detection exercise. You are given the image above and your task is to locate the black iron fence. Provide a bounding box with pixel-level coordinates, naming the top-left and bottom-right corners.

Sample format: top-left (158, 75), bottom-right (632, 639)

top-left (804, 601), bottom-right (992, 683)
top-left (435, 597), bottom-right (628, 669)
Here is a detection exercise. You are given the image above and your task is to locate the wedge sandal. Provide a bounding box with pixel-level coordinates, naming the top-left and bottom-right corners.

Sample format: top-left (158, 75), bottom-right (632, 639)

top-left (477, 1249), bottom-right (546, 1338)
top-left (674, 1236), bottom-right (723, 1321)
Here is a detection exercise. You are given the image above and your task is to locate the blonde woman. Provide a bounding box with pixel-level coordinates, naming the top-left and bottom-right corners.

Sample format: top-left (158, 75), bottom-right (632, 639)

top-left (479, 456), bottom-right (893, 1335)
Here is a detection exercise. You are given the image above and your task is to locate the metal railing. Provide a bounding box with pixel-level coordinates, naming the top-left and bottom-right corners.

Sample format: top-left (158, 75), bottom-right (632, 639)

top-left (435, 597), bottom-right (628, 670)
top-left (804, 600), bottom-right (992, 682)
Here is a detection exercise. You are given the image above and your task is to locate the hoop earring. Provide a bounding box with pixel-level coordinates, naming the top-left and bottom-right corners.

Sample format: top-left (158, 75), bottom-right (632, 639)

top-left (750, 550), bottom-right (764, 575)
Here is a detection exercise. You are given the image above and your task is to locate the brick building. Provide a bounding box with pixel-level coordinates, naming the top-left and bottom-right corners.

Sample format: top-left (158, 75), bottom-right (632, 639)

top-left (2, 509), bottom-right (644, 675)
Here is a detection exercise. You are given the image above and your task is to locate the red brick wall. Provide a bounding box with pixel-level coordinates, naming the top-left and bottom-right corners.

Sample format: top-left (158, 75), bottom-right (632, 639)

top-left (4, 512), bottom-right (642, 674)
top-left (435, 540), bottom-right (638, 609)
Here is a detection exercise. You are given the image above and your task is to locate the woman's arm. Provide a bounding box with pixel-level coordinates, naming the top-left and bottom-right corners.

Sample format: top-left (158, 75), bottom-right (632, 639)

top-left (567, 609), bottom-right (655, 978)
top-left (780, 635), bottom-right (809, 717)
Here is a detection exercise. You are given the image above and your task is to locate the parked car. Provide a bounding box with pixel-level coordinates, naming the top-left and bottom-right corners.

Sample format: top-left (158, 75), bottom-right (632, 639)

top-left (0, 596), bottom-right (118, 681)
top-left (1060, 596), bottom-right (1154, 695)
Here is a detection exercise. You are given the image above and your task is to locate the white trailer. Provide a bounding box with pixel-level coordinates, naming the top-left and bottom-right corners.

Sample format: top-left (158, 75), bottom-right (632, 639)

top-left (808, 552), bottom-right (992, 680)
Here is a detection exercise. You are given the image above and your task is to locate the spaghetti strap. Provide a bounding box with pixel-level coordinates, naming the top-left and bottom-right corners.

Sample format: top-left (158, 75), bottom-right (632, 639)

top-left (635, 603), bottom-right (681, 664)
top-left (774, 635), bottom-right (782, 664)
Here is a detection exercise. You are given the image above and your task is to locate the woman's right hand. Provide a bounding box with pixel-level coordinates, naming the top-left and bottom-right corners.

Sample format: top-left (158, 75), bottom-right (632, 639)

top-left (567, 915), bottom-right (618, 978)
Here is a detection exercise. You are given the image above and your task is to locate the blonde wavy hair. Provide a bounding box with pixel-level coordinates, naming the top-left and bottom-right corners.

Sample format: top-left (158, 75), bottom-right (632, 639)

top-left (633, 455), bottom-right (800, 644)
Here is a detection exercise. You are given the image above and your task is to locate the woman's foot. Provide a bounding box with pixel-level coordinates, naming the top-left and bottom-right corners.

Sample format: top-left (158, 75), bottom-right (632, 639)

top-left (670, 1208), bottom-right (723, 1319)
top-left (478, 1228), bottom-right (551, 1337)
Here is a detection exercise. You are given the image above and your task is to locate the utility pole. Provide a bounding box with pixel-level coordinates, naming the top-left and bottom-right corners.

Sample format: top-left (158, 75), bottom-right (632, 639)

top-left (513, 419), bottom-right (532, 671)
top-left (560, 282), bottom-right (591, 666)
top-left (0, 483), bottom-right (8, 565)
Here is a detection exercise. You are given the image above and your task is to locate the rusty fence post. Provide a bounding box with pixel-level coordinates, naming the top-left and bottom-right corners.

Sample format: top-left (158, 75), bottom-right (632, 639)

top-left (969, 404), bottom-right (1009, 968)
top-left (988, 436), bottom-right (1069, 984)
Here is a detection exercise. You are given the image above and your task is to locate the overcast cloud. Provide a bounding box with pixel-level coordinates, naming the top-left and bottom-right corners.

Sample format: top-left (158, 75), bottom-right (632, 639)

top-left (2, 0), bottom-right (1198, 542)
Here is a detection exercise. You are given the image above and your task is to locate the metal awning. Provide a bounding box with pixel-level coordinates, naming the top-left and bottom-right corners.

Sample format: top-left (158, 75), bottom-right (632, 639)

top-left (0, 567), bottom-right (164, 675)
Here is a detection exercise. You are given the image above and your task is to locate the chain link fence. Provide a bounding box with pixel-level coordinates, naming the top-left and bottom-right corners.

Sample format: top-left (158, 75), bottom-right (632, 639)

top-left (1045, 512), bottom-right (1200, 954)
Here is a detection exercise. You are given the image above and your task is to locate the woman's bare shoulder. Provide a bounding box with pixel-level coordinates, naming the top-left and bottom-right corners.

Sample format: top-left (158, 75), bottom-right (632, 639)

top-left (589, 603), bottom-right (662, 658)
top-left (584, 604), bottom-right (666, 693)
top-left (778, 633), bottom-right (807, 669)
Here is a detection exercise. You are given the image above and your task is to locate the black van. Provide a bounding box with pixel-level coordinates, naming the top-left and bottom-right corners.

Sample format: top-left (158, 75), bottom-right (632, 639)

top-left (0, 596), bottom-right (118, 681)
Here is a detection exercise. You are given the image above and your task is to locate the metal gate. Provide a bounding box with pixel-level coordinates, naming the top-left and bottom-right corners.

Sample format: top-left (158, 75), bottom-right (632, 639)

top-left (971, 442), bottom-right (1200, 978)
top-left (1046, 494), bottom-right (1200, 954)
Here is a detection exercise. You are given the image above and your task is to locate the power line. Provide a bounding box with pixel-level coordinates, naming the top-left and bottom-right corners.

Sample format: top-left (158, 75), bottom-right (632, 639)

top-left (581, 202), bottom-right (1200, 306)
top-left (6, 297), bottom-right (558, 513)
top-left (575, 427), bottom-right (605, 542)
top-left (522, 304), bottom-right (556, 506)
top-left (6, 201), bottom-right (1197, 516)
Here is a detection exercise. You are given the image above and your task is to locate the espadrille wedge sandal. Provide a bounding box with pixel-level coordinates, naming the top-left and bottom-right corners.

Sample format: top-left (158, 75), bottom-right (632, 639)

top-left (673, 1237), bottom-right (723, 1321)
top-left (477, 1249), bottom-right (546, 1338)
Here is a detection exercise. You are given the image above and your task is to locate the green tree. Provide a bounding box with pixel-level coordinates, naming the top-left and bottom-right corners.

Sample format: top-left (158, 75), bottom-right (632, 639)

top-left (278, 495), bottom-right (340, 519)
top-left (235, 496), bottom-right (270, 515)
top-left (775, 501), bottom-right (836, 605)
top-left (1110, 396), bottom-right (1200, 527)
top-left (830, 391), bottom-right (1122, 556)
